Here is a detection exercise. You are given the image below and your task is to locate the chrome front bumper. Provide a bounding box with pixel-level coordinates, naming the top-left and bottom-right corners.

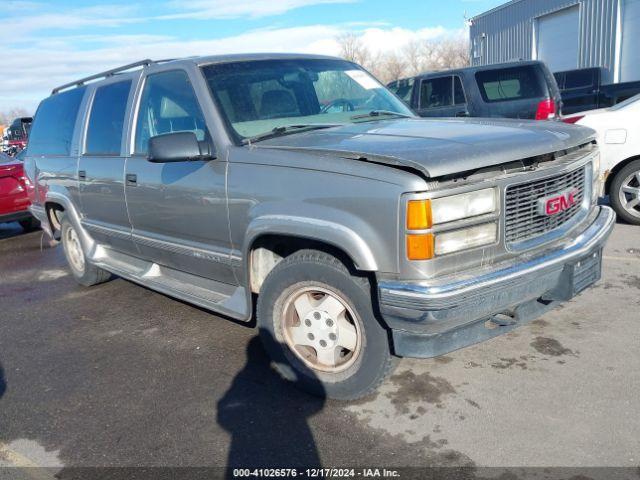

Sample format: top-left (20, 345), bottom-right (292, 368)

top-left (378, 206), bottom-right (616, 358)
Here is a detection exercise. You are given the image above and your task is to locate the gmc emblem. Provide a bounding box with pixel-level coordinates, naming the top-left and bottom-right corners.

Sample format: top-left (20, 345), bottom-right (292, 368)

top-left (537, 188), bottom-right (578, 216)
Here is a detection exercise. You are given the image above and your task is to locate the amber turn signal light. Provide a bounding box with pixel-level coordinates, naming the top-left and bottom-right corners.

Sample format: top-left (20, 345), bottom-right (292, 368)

top-left (406, 200), bottom-right (432, 230)
top-left (406, 234), bottom-right (434, 260)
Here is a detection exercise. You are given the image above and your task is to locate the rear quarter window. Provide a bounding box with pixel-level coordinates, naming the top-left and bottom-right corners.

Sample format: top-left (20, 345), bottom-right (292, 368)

top-left (475, 66), bottom-right (543, 103)
top-left (28, 87), bottom-right (86, 156)
top-left (85, 80), bottom-right (132, 155)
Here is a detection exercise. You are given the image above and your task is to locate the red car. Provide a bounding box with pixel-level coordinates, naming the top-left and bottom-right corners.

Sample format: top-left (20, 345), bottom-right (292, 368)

top-left (0, 151), bottom-right (39, 231)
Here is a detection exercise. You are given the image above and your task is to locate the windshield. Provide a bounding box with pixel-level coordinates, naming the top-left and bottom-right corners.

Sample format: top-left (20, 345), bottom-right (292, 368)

top-left (201, 58), bottom-right (414, 142)
top-left (611, 93), bottom-right (640, 111)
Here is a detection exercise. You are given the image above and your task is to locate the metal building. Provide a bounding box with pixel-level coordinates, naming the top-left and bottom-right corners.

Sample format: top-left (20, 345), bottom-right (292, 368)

top-left (469, 0), bottom-right (640, 83)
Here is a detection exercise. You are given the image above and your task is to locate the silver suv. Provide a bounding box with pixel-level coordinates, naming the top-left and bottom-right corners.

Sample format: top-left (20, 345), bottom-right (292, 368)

top-left (25, 54), bottom-right (615, 399)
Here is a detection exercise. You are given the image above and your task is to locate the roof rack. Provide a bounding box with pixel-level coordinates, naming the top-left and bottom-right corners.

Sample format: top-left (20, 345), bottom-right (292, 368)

top-left (51, 59), bottom-right (155, 95)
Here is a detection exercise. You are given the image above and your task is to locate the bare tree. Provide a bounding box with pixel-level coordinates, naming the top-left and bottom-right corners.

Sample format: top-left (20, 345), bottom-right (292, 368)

top-left (438, 37), bottom-right (470, 70)
top-left (0, 108), bottom-right (31, 126)
top-left (420, 39), bottom-right (442, 72)
top-left (336, 31), bottom-right (470, 81)
top-left (336, 32), bottom-right (371, 67)
top-left (402, 40), bottom-right (424, 76)
top-left (376, 52), bottom-right (407, 84)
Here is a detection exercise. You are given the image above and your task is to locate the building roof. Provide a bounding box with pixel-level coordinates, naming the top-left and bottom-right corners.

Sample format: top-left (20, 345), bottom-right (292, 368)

top-left (470, 0), bottom-right (527, 21)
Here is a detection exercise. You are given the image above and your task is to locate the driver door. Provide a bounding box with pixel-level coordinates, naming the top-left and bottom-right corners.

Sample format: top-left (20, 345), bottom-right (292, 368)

top-left (124, 69), bottom-right (236, 285)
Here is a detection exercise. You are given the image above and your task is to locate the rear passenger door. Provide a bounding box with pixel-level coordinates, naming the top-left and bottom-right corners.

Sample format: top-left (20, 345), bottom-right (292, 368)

top-left (415, 75), bottom-right (468, 117)
top-left (124, 69), bottom-right (236, 285)
top-left (78, 78), bottom-right (137, 254)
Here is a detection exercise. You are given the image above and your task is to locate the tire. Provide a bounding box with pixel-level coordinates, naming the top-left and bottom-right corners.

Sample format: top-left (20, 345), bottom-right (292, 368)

top-left (257, 249), bottom-right (396, 400)
top-left (60, 216), bottom-right (111, 286)
top-left (19, 217), bottom-right (40, 232)
top-left (609, 159), bottom-right (640, 225)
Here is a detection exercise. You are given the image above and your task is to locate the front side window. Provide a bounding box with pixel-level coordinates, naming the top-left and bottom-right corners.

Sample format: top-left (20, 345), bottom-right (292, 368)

top-left (475, 66), bottom-right (543, 103)
top-left (28, 87), bottom-right (86, 156)
top-left (420, 77), bottom-right (453, 109)
top-left (135, 70), bottom-right (207, 155)
top-left (85, 80), bottom-right (132, 155)
top-left (419, 76), bottom-right (465, 108)
top-left (201, 59), bottom-right (413, 142)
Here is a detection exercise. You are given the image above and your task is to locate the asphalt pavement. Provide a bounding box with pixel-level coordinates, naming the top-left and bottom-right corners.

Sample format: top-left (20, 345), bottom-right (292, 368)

top-left (0, 220), bottom-right (639, 479)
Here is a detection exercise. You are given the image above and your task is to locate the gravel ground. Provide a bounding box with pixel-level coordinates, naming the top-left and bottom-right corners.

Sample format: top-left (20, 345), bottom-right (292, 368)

top-left (0, 220), bottom-right (638, 479)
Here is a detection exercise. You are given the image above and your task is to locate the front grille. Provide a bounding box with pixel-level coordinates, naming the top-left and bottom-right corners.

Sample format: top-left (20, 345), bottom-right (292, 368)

top-left (505, 166), bottom-right (586, 244)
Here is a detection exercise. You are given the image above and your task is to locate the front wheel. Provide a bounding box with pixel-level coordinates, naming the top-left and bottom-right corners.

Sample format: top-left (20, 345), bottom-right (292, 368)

top-left (610, 159), bottom-right (640, 225)
top-left (256, 250), bottom-right (396, 400)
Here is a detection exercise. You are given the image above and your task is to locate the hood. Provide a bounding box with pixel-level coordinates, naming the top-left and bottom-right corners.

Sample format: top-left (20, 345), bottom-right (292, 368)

top-left (255, 118), bottom-right (595, 178)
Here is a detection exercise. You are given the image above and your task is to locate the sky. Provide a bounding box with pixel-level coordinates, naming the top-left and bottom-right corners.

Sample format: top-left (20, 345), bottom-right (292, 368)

top-left (0, 0), bottom-right (506, 112)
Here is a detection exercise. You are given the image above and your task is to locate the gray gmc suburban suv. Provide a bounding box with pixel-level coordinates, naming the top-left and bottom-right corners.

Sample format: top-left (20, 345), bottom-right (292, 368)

top-left (25, 54), bottom-right (615, 399)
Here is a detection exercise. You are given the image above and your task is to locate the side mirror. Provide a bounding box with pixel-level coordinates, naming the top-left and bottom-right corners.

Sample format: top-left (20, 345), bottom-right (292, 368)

top-left (148, 132), bottom-right (215, 163)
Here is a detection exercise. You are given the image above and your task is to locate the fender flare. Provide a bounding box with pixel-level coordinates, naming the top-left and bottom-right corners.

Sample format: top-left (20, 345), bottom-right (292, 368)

top-left (44, 192), bottom-right (100, 259)
top-left (243, 215), bottom-right (379, 272)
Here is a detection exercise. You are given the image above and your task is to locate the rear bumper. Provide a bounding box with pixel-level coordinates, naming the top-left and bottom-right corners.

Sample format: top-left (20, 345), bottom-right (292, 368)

top-left (378, 206), bottom-right (616, 358)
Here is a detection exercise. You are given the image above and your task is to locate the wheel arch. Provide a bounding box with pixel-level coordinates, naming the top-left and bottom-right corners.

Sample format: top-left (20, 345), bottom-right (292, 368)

top-left (244, 220), bottom-right (378, 294)
top-left (43, 192), bottom-right (98, 256)
top-left (605, 155), bottom-right (640, 195)
top-left (43, 200), bottom-right (65, 239)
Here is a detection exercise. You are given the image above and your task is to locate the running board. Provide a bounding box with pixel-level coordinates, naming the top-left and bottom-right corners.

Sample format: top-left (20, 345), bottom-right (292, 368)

top-left (91, 248), bottom-right (250, 321)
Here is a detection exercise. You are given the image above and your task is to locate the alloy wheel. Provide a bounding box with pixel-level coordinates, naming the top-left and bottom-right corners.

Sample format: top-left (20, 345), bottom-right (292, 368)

top-left (281, 286), bottom-right (362, 373)
top-left (64, 226), bottom-right (85, 274)
top-left (618, 170), bottom-right (640, 220)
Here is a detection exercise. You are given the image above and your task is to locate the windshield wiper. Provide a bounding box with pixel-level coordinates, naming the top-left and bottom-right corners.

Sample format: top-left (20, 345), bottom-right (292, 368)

top-left (350, 110), bottom-right (414, 121)
top-left (242, 123), bottom-right (342, 145)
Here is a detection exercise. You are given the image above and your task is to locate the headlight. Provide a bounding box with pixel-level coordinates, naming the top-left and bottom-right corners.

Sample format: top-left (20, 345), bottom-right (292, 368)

top-left (405, 187), bottom-right (499, 260)
top-left (434, 222), bottom-right (498, 256)
top-left (431, 188), bottom-right (497, 224)
top-left (406, 188), bottom-right (497, 229)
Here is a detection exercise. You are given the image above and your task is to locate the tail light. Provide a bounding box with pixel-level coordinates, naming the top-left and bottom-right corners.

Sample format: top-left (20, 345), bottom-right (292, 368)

top-left (562, 115), bottom-right (584, 124)
top-left (535, 98), bottom-right (556, 120)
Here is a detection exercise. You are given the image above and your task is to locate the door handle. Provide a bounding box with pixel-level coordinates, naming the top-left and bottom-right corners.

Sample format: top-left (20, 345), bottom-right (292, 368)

top-left (126, 174), bottom-right (137, 186)
top-left (455, 111), bottom-right (470, 117)
top-left (78, 170), bottom-right (86, 180)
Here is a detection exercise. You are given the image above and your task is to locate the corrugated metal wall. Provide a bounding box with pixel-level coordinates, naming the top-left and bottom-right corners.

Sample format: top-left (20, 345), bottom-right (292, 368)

top-left (470, 0), bottom-right (618, 81)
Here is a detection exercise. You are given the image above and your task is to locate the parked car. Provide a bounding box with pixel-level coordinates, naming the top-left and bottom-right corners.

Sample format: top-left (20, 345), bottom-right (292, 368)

top-left (563, 94), bottom-right (640, 225)
top-left (555, 67), bottom-right (640, 115)
top-left (25, 54), bottom-right (614, 399)
top-left (387, 61), bottom-right (561, 120)
top-left (0, 150), bottom-right (39, 230)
